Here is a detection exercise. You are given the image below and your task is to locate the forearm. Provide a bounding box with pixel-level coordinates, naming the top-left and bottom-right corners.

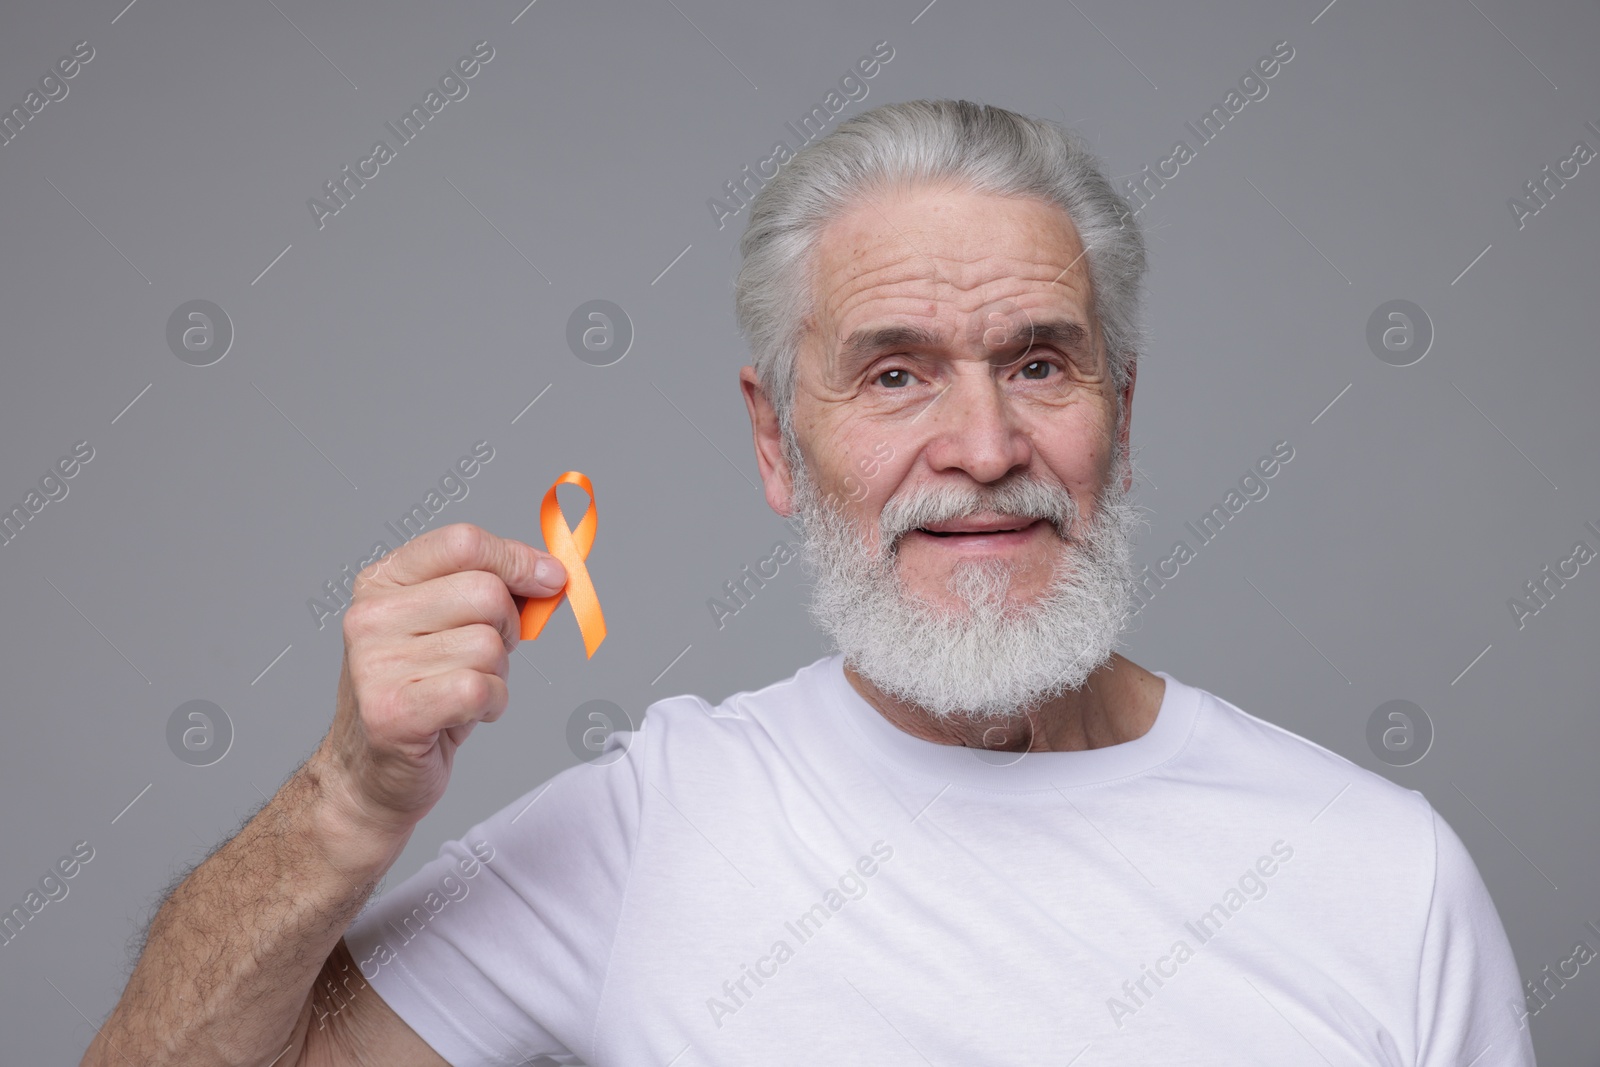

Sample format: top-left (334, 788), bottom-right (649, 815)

top-left (83, 751), bottom-right (410, 1067)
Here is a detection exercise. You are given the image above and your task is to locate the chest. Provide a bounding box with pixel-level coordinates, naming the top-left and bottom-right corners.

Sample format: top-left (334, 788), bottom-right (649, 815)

top-left (587, 788), bottom-right (1416, 1066)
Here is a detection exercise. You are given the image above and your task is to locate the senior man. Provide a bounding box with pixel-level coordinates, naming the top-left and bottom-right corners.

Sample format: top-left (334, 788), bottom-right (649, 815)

top-left (86, 100), bottom-right (1534, 1066)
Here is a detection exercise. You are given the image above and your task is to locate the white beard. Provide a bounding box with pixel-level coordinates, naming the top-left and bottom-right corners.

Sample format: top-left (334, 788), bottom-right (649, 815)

top-left (789, 443), bottom-right (1144, 722)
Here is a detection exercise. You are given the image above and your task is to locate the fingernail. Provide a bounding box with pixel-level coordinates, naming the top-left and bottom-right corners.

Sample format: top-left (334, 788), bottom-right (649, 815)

top-left (535, 558), bottom-right (565, 586)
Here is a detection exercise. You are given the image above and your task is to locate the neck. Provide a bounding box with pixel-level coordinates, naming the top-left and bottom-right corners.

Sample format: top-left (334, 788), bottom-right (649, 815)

top-left (842, 652), bottom-right (1165, 753)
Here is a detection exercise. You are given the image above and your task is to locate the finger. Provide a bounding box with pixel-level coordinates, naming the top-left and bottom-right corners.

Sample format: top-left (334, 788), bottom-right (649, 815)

top-left (359, 523), bottom-right (567, 598)
top-left (343, 571), bottom-right (521, 653)
top-left (387, 570), bottom-right (525, 647)
top-left (407, 624), bottom-right (512, 683)
top-left (394, 667), bottom-right (510, 734)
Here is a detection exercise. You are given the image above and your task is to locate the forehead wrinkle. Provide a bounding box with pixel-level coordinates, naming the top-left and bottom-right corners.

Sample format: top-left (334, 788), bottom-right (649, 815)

top-left (804, 194), bottom-right (1099, 381)
top-left (857, 195), bottom-right (957, 294)
top-left (817, 208), bottom-right (1091, 302)
top-left (821, 249), bottom-right (1085, 332)
top-left (821, 253), bottom-right (1093, 360)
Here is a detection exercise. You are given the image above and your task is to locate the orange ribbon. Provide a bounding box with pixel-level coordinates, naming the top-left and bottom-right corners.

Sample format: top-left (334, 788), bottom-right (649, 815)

top-left (519, 471), bottom-right (606, 658)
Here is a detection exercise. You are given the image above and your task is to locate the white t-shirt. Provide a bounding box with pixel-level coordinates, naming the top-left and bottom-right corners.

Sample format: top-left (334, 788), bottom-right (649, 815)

top-left (344, 655), bottom-right (1536, 1066)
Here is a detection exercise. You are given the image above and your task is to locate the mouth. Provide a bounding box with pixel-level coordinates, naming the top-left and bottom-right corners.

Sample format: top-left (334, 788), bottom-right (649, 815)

top-left (906, 517), bottom-right (1048, 547)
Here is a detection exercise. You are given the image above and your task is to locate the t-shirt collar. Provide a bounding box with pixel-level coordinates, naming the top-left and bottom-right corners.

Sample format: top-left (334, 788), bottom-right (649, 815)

top-left (815, 652), bottom-right (1201, 792)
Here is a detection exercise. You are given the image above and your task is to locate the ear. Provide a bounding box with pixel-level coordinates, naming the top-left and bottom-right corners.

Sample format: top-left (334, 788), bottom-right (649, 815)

top-left (739, 365), bottom-right (796, 517)
top-left (1115, 357), bottom-right (1137, 495)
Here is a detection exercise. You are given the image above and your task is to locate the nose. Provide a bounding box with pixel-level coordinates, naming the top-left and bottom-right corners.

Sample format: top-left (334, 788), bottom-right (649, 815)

top-left (920, 366), bottom-right (1033, 484)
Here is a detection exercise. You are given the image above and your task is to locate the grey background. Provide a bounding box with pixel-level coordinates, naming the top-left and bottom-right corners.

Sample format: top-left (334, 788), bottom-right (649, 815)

top-left (1, 0), bottom-right (1595, 1061)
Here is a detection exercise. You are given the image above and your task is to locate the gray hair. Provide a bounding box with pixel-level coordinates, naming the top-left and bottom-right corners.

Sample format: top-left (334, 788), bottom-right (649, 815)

top-left (733, 99), bottom-right (1147, 470)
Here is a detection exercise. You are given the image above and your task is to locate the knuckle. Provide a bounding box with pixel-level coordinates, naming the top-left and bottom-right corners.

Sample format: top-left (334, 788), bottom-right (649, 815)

top-left (353, 556), bottom-right (388, 594)
top-left (450, 669), bottom-right (493, 710)
top-left (458, 623), bottom-right (506, 663)
top-left (458, 569), bottom-right (508, 608)
top-left (341, 598), bottom-right (378, 640)
top-left (440, 523), bottom-right (490, 571)
top-left (480, 686), bottom-right (510, 722)
top-left (346, 592), bottom-right (404, 640)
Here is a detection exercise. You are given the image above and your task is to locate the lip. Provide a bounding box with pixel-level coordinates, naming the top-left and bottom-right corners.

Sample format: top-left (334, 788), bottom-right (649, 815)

top-left (905, 518), bottom-right (1048, 549)
top-left (919, 513), bottom-right (1040, 535)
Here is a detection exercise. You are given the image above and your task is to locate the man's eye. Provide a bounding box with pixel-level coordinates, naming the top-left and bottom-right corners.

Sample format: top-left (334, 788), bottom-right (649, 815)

top-left (1018, 359), bottom-right (1053, 380)
top-left (876, 368), bottom-right (915, 388)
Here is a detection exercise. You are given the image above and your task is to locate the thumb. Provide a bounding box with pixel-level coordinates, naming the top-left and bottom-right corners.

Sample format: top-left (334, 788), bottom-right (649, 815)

top-left (502, 538), bottom-right (568, 598)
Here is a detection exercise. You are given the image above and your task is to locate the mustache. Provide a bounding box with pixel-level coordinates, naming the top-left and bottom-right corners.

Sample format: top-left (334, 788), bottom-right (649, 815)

top-left (877, 475), bottom-right (1083, 551)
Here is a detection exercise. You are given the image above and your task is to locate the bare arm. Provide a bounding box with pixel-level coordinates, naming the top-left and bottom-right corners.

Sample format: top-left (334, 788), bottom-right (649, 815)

top-left (299, 938), bottom-right (449, 1067)
top-left (81, 751), bottom-right (430, 1066)
top-left (81, 524), bottom-right (568, 1067)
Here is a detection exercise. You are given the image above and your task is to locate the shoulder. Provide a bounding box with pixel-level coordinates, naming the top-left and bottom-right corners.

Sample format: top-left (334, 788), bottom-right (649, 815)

top-left (633, 654), bottom-right (835, 752)
top-left (1175, 673), bottom-right (1439, 846)
top-left (466, 656), bottom-right (835, 841)
top-left (1171, 676), bottom-right (1480, 948)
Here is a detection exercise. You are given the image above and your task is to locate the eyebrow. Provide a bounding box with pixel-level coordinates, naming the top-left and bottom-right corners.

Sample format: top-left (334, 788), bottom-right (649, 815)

top-left (836, 316), bottom-right (1088, 373)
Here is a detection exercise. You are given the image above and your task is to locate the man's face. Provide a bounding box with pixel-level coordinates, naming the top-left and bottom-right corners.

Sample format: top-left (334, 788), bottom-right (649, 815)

top-left (741, 180), bottom-right (1142, 719)
top-left (788, 181), bottom-right (1129, 613)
